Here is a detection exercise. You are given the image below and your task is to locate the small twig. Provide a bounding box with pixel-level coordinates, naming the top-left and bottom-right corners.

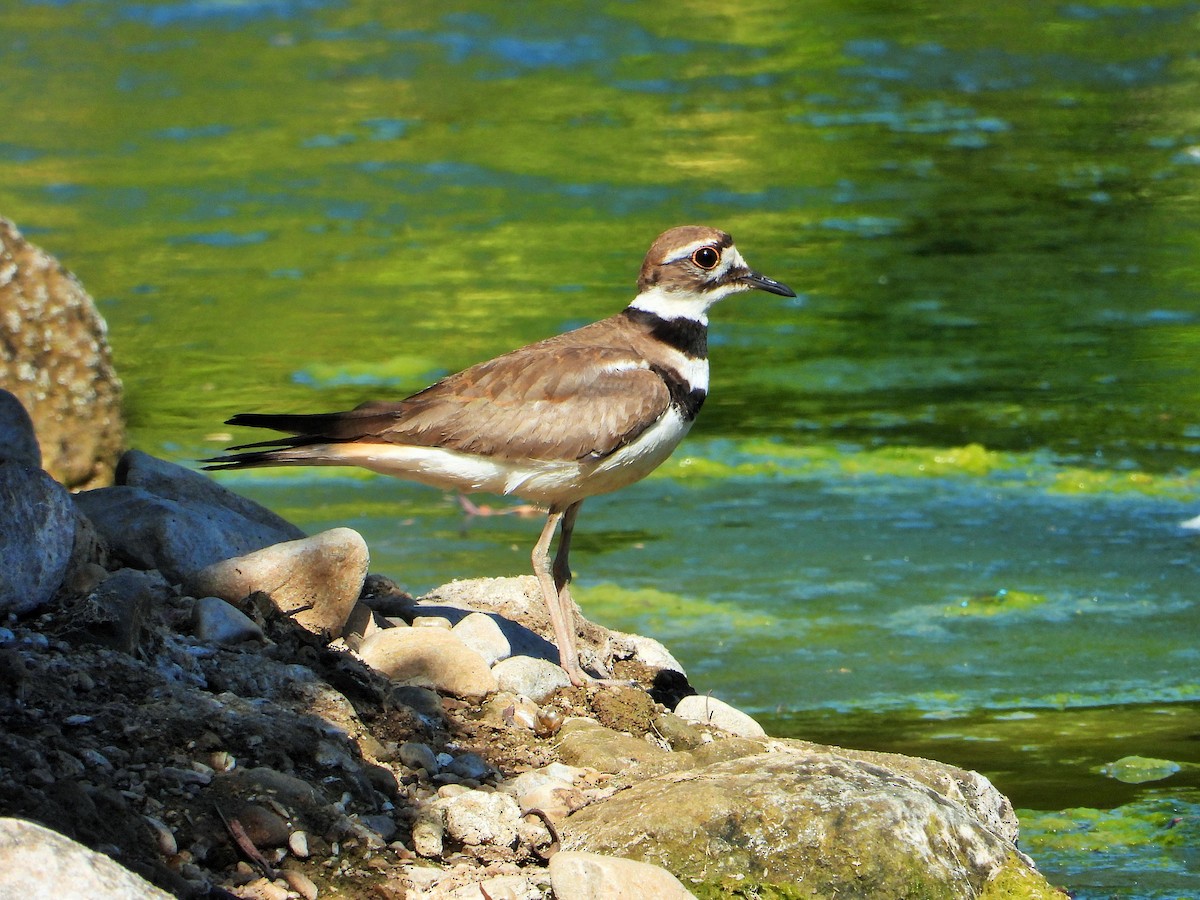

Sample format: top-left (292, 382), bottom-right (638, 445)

top-left (214, 802), bottom-right (278, 881)
top-left (524, 807), bottom-right (561, 859)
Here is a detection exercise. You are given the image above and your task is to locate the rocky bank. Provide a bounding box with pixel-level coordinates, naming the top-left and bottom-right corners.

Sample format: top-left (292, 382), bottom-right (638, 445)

top-left (0, 392), bottom-right (1066, 899)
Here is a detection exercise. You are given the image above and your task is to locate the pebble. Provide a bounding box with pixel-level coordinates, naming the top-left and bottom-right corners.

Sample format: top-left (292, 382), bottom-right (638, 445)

top-left (674, 694), bottom-right (766, 738)
top-left (411, 808), bottom-right (444, 858)
top-left (288, 830), bottom-right (310, 858)
top-left (281, 868), bottom-right (319, 900)
top-left (491, 656), bottom-right (572, 703)
top-left (446, 752), bottom-right (493, 781)
top-left (193, 596), bottom-right (264, 645)
top-left (398, 741), bottom-right (439, 774)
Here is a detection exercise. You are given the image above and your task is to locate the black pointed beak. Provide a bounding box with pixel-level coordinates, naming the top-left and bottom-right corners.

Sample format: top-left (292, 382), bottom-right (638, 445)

top-left (740, 269), bottom-right (796, 298)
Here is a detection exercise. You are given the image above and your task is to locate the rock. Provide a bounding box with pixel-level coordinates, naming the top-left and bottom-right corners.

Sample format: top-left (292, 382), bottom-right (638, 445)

top-left (441, 790), bottom-right (521, 848)
top-left (612, 631), bottom-right (686, 675)
top-left (420, 576), bottom-right (609, 669)
top-left (556, 720), bottom-right (688, 779)
top-left (446, 752), bottom-right (493, 781)
top-left (0, 218), bottom-right (124, 489)
top-left (673, 694), bottom-right (766, 738)
top-left (236, 803), bottom-right (291, 847)
top-left (119, 449), bottom-right (303, 539)
top-left (0, 460), bottom-right (76, 615)
top-left (0, 817), bottom-right (174, 899)
top-left (341, 601), bottom-right (381, 651)
top-left (560, 745), bottom-right (1049, 898)
top-left (75, 453), bottom-right (307, 584)
top-left (0, 389), bottom-right (40, 468)
top-left (193, 596), bottom-right (265, 645)
top-left (411, 807), bottom-right (445, 858)
top-left (185, 528), bottom-right (367, 638)
top-left (491, 656), bottom-right (572, 703)
top-left (68, 568), bottom-right (170, 653)
top-left (358, 627), bottom-right (497, 700)
top-left (399, 741), bottom-right (440, 774)
top-left (549, 850), bottom-right (697, 900)
top-left (501, 765), bottom-right (589, 821)
top-left (451, 611), bottom-right (512, 665)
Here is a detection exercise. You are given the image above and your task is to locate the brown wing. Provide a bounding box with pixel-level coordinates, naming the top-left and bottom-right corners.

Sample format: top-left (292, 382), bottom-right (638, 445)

top-left (366, 343), bottom-right (671, 461)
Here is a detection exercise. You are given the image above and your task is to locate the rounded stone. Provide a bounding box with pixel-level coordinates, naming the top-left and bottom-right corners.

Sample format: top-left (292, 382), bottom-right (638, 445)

top-left (186, 527), bottom-right (368, 638)
top-left (491, 655), bottom-right (572, 703)
top-left (358, 627), bottom-right (497, 700)
top-left (0, 460), bottom-right (75, 615)
top-left (674, 694), bottom-right (766, 738)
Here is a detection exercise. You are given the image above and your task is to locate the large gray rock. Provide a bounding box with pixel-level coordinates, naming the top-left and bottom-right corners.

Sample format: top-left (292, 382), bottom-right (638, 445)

top-left (0, 217), bottom-right (124, 489)
top-left (0, 817), bottom-right (174, 900)
top-left (560, 742), bottom-right (1049, 898)
top-left (0, 460), bottom-right (76, 615)
top-left (73, 451), bottom-right (304, 583)
top-left (185, 528), bottom-right (368, 638)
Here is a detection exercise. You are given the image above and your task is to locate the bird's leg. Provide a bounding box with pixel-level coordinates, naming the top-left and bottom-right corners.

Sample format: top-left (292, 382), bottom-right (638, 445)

top-left (552, 500), bottom-right (581, 590)
top-left (532, 504), bottom-right (587, 685)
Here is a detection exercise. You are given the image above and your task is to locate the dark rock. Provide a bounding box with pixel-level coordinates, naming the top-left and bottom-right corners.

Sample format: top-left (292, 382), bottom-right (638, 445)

top-left (0, 389), bottom-right (40, 468)
top-left (0, 460), bottom-right (76, 615)
top-left (0, 217), bottom-right (124, 489)
top-left (73, 452), bottom-right (304, 583)
top-left (66, 568), bottom-right (169, 653)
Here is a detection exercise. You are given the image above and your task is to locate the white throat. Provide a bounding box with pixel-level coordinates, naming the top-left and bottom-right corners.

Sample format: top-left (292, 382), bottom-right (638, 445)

top-left (627, 286), bottom-right (712, 324)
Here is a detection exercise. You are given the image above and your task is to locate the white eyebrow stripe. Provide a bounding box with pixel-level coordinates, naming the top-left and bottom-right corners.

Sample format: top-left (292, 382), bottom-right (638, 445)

top-left (662, 239), bottom-right (723, 263)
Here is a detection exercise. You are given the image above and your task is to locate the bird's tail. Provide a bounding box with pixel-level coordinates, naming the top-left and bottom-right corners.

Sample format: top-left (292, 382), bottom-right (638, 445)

top-left (202, 412), bottom-right (349, 471)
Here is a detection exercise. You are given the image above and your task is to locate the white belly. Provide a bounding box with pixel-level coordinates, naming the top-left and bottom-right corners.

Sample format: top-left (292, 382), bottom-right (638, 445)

top-left (315, 406), bottom-right (694, 506)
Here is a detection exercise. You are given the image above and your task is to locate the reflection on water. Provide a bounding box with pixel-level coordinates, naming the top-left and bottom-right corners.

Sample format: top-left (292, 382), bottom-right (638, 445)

top-left (5, 1), bottom-right (1200, 895)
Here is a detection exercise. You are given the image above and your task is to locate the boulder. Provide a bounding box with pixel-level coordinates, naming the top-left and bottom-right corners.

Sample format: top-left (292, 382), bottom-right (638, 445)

top-left (674, 693), bottom-right (766, 738)
top-left (560, 743), bottom-right (1049, 898)
top-left (0, 460), bottom-right (76, 615)
top-left (0, 217), bottom-right (124, 489)
top-left (73, 451), bottom-right (304, 583)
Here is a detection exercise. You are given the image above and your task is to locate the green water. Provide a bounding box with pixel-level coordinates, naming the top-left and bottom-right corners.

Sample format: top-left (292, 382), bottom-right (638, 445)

top-left (5, 1), bottom-right (1200, 894)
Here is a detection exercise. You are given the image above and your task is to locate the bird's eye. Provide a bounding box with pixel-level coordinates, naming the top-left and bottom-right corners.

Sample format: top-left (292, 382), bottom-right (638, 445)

top-left (691, 246), bottom-right (720, 270)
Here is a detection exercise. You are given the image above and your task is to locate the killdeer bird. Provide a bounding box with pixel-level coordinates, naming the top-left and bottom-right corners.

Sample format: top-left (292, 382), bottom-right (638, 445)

top-left (205, 225), bottom-right (794, 684)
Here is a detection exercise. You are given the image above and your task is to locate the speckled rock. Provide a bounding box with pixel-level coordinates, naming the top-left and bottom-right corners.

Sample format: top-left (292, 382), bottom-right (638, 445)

top-left (358, 626), bottom-right (498, 699)
top-left (185, 527), bottom-right (367, 638)
top-left (0, 218), bottom-right (124, 489)
top-left (674, 693), bottom-right (766, 738)
top-left (440, 789), bottom-right (521, 848)
top-left (0, 817), bottom-right (173, 899)
top-left (549, 850), bottom-right (697, 900)
top-left (0, 460), bottom-right (76, 615)
top-left (560, 745), bottom-right (1049, 898)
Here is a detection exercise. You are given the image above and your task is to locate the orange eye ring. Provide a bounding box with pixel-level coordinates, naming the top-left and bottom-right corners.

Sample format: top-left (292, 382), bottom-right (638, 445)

top-left (691, 246), bottom-right (720, 269)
